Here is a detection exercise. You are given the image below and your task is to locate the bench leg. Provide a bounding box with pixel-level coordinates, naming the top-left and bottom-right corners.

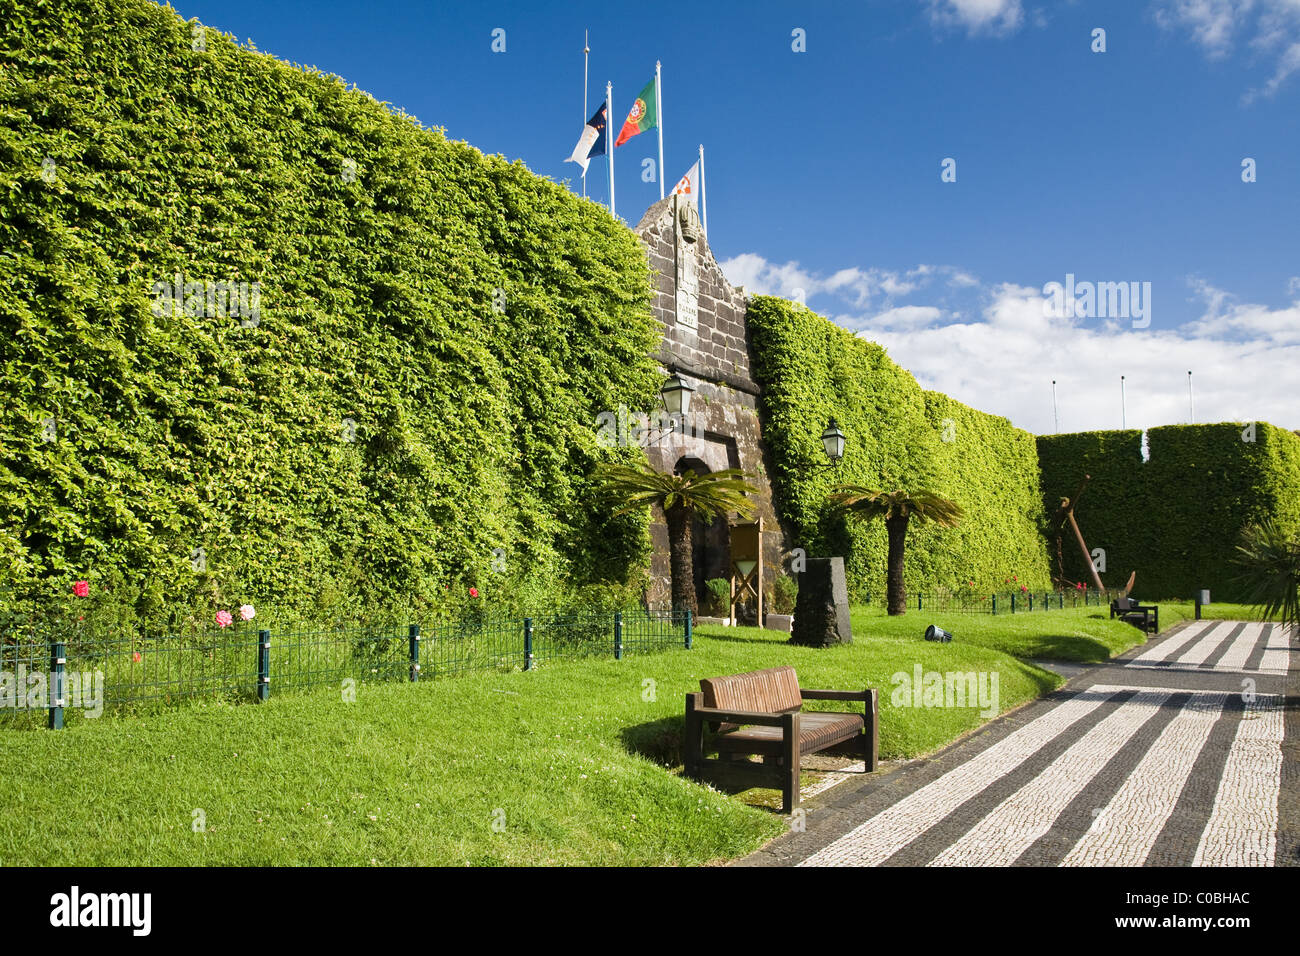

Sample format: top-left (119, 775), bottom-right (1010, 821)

top-left (781, 712), bottom-right (800, 814)
top-left (683, 694), bottom-right (703, 780)
top-left (864, 689), bottom-right (879, 772)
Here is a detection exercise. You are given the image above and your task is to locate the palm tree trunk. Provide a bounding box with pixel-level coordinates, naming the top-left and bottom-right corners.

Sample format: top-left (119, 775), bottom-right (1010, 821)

top-left (886, 515), bottom-right (908, 615)
top-left (665, 503), bottom-right (698, 616)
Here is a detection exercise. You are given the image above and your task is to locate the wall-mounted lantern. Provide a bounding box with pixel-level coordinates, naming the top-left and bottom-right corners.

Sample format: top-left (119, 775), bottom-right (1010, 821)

top-left (821, 417), bottom-right (846, 465)
top-left (661, 372), bottom-right (695, 417)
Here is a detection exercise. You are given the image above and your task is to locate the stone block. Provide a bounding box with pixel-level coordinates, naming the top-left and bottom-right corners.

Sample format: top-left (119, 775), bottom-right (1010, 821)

top-left (790, 557), bottom-right (852, 647)
top-left (764, 613), bottom-right (793, 633)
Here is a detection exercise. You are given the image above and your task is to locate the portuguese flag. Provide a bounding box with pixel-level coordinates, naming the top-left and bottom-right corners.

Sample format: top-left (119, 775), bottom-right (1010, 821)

top-left (614, 76), bottom-right (658, 147)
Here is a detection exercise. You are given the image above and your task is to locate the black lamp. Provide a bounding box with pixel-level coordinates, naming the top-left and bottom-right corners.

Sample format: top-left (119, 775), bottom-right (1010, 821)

top-left (821, 418), bottom-right (846, 464)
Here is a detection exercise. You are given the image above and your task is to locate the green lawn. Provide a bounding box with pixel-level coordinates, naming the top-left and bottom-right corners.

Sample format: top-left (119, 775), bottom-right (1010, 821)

top-left (1154, 600), bottom-right (1281, 623)
top-left (0, 606), bottom-right (1156, 866)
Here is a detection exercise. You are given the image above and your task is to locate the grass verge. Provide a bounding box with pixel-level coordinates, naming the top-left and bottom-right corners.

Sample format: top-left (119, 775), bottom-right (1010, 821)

top-left (0, 606), bottom-right (1155, 865)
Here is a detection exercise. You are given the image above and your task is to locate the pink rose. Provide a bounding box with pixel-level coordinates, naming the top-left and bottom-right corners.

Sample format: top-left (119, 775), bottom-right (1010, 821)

top-left (73, 580), bottom-right (89, 598)
top-left (239, 604), bottom-right (255, 621)
top-left (216, 610), bottom-right (233, 628)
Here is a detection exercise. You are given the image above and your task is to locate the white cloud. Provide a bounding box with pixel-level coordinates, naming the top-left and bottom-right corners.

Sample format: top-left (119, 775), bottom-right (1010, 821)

top-left (1181, 276), bottom-right (1300, 344)
top-left (719, 255), bottom-right (972, 311)
top-left (855, 305), bottom-right (947, 331)
top-left (1153, 0), bottom-right (1300, 99)
top-left (926, 0), bottom-right (1025, 35)
top-left (723, 254), bottom-right (1300, 435)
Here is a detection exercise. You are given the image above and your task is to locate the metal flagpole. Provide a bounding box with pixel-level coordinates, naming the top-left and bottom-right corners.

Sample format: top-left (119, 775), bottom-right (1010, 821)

top-left (1121, 375), bottom-right (1126, 429)
top-left (655, 61), bottom-right (664, 201)
top-left (698, 143), bottom-right (707, 234)
top-left (607, 81), bottom-right (615, 217)
top-left (1188, 370), bottom-right (1194, 423)
top-left (1052, 380), bottom-right (1059, 433)
top-left (583, 31), bottom-right (589, 199)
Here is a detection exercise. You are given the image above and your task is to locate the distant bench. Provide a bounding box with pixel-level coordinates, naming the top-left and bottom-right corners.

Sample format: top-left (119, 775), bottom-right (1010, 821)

top-left (683, 665), bottom-right (878, 813)
top-left (1111, 597), bottom-right (1159, 634)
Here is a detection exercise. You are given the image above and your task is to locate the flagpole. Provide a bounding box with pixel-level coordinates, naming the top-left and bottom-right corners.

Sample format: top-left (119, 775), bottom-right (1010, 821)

top-left (698, 143), bottom-right (707, 235)
top-left (656, 60), bottom-right (664, 201)
top-left (583, 31), bottom-right (589, 199)
top-left (607, 80), bottom-right (615, 217)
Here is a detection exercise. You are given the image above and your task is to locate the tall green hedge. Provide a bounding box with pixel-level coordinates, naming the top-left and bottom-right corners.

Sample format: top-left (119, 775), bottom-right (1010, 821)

top-left (0, 0), bottom-right (660, 628)
top-left (1036, 423), bottom-right (1300, 600)
top-left (746, 296), bottom-right (1051, 599)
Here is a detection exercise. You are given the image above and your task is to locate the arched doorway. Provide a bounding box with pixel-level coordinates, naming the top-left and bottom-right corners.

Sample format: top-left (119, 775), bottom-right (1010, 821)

top-left (674, 456), bottom-right (732, 615)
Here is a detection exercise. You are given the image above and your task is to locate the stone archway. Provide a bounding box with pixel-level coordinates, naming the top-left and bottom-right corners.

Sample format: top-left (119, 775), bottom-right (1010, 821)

top-left (674, 455), bottom-right (732, 615)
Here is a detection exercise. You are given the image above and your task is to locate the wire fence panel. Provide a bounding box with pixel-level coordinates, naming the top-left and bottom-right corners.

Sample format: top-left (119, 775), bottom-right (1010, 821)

top-left (271, 626), bottom-right (409, 691)
top-left (1, 606), bottom-right (690, 730)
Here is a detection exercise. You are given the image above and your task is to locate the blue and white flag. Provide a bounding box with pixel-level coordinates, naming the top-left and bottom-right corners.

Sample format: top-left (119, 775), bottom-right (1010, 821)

top-left (565, 102), bottom-right (607, 176)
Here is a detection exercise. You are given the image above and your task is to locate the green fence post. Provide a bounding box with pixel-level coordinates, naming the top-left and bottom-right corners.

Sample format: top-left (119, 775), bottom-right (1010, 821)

top-left (48, 639), bottom-right (65, 730)
top-left (991, 595), bottom-right (997, 616)
top-left (1011, 594), bottom-right (1016, 613)
top-left (918, 594), bottom-right (923, 611)
top-left (614, 612), bottom-right (623, 661)
top-left (524, 618), bottom-right (533, 671)
top-left (409, 624), bottom-right (421, 682)
top-left (257, 629), bottom-right (270, 702)
top-left (1028, 593), bottom-right (1033, 611)
top-left (684, 610), bottom-right (692, 650)
top-left (1059, 592), bottom-right (1064, 609)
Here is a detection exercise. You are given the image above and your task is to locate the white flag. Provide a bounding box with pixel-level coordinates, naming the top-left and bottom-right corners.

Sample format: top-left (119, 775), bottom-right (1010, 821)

top-left (566, 103), bottom-right (608, 177)
top-left (672, 161), bottom-right (700, 201)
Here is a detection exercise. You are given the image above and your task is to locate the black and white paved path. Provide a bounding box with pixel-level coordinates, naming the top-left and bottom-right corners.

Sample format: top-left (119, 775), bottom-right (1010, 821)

top-left (738, 620), bottom-right (1298, 867)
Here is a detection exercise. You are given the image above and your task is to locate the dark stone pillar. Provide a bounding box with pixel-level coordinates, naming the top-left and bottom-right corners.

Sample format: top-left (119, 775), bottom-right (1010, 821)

top-left (790, 557), bottom-right (852, 647)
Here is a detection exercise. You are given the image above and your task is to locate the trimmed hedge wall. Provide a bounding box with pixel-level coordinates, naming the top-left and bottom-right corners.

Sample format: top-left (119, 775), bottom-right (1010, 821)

top-left (746, 296), bottom-right (1052, 599)
top-left (1036, 423), bottom-right (1300, 600)
top-left (0, 0), bottom-right (661, 628)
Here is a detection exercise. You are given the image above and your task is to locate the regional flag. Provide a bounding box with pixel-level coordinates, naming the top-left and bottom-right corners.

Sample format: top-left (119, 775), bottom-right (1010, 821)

top-left (614, 77), bottom-right (658, 147)
top-left (672, 161), bottom-right (700, 200)
top-left (566, 103), bottom-right (608, 175)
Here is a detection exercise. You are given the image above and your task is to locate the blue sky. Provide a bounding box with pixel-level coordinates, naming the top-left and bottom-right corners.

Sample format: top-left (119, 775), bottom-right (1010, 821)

top-left (169, 0), bottom-right (1300, 434)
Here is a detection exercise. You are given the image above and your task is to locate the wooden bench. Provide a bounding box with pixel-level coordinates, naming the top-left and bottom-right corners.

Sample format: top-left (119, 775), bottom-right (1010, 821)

top-left (683, 665), bottom-right (878, 813)
top-left (1111, 597), bottom-right (1159, 633)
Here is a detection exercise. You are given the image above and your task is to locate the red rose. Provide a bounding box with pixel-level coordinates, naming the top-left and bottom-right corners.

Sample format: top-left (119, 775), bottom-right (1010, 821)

top-left (73, 580), bottom-right (89, 598)
top-left (469, 587), bottom-right (479, 598)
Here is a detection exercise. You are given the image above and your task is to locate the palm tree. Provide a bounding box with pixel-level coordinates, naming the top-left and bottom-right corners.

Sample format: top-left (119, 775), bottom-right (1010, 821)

top-left (1233, 520), bottom-right (1300, 640)
top-left (828, 487), bottom-right (963, 615)
top-left (592, 462), bottom-right (758, 616)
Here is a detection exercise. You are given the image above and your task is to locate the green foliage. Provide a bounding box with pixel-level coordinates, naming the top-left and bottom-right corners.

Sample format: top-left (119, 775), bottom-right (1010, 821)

top-left (0, 0), bottom-right (662, 629)
top-left (769, 572), bottom-right (797, 614)
top-left (704, 577), bottom-right (730, 616)
top-left (744, 296), bottom-right (1052, 598)
top-left (1036, 423), bottom-right (1300, 600)
top-left (1232, 521), bottom-right (1300, 638)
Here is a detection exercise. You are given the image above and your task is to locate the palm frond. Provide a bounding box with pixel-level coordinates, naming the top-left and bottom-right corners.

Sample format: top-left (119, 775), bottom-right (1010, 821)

top-left (828, 486), bottom-right (963, 527)
top-left (1233, 520), bottom-right (1300, 638)
top-left (592, 462), bottom-right (759, 521)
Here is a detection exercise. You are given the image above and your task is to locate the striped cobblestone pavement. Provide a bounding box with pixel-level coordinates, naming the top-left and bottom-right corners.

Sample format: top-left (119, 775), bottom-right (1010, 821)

top-left (736, 620), bottom-right (1297, 867)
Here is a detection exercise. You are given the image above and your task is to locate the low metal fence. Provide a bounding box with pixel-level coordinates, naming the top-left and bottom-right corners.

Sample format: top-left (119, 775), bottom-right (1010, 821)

top-left (0, 607), bottom-right (692, 730)
top-left (859, 588), bottom-right (1124, 616)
